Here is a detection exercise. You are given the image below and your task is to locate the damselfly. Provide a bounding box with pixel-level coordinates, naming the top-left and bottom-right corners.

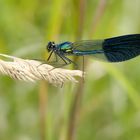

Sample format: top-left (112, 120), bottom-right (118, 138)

top-left (46, 34), bottom-right (140, 65)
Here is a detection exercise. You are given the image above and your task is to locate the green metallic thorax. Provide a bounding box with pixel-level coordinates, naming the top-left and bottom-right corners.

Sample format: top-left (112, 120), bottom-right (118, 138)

top-left (59, 42), bottom-right (73, 54)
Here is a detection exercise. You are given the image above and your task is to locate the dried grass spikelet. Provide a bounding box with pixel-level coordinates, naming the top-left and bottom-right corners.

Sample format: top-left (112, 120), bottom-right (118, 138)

top-left (0, 54), bottom-right (83, 86)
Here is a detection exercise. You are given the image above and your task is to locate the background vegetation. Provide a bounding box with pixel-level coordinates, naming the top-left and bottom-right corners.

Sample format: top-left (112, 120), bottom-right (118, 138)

top-left (0, 0), bottom-right (140, 140)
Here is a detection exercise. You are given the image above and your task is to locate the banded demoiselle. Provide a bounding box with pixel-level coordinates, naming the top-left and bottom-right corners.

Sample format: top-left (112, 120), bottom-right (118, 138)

top-left (46, 34), bottom-right (140, 65)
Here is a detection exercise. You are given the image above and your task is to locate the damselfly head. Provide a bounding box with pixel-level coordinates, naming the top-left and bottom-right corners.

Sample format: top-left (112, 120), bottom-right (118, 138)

top-left (46, 41), bottom-right (56, 52)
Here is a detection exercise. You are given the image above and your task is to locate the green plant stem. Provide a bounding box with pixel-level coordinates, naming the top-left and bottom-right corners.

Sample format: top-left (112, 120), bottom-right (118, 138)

top-left (39, 81), bottom-right (48, 140)
top-left (67, 1), bottom-right (108, 140)
top-left (67, 0), bottom-right (86, 140)
top-left (67, 78), bottom-right (84, 140)
top-left (90, 0), bottom-right (108, 37)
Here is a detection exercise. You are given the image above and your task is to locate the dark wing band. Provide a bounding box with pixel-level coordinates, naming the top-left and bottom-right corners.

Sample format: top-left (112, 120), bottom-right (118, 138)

top-left (103, 34), bottom-right (140, 62)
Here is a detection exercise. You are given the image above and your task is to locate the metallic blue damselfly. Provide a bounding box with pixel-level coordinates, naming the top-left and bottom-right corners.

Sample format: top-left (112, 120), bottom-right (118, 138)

top-left (46, 34), bottom-right (140, 65)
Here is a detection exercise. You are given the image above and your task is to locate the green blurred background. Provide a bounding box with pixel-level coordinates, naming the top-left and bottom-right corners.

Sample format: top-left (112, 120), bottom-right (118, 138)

top-left (0, 0), bottom-right (140, 140)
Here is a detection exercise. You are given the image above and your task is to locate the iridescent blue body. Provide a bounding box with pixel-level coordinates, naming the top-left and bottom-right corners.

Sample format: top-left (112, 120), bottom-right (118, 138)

top-left (46, 34), bottom-right (140, 64)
